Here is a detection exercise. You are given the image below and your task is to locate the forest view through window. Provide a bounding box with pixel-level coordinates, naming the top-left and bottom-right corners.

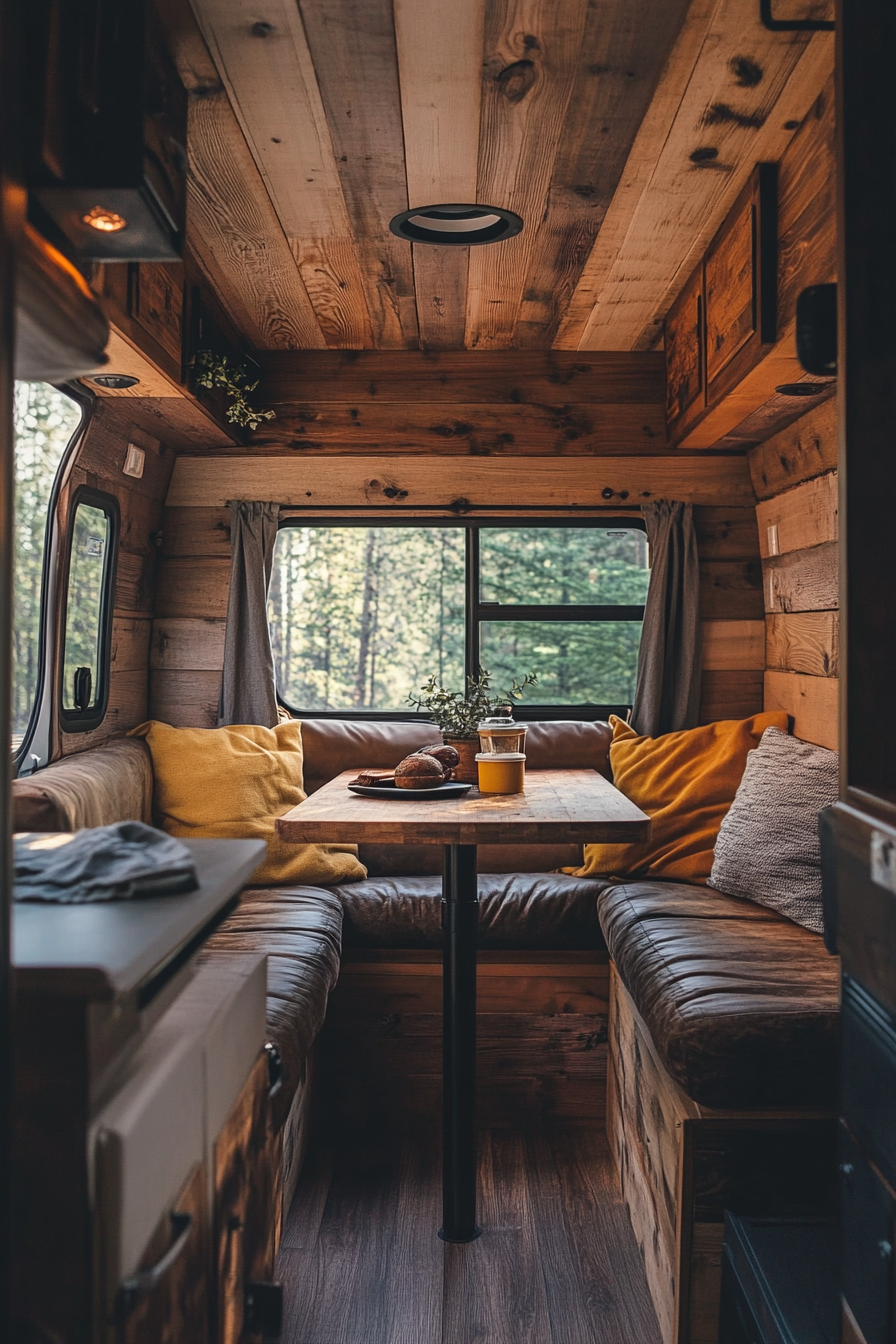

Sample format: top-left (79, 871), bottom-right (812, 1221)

top-left (270, 523), bottom-right (649, 717)
top-left (12, 382), bottom-right (82, 750)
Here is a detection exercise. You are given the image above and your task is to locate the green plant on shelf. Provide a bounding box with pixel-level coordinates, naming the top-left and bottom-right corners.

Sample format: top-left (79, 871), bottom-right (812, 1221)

top-left (407, 668), bottom-right (538, 739)
top-left (193, 350), bottom-right (276, 431)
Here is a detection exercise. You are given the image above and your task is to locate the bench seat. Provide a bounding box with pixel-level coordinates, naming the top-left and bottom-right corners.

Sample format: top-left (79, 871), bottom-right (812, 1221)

top-left (597, 879), bottom-right (840, 1111)
top-left (330, 871), bottom-right (605, 949)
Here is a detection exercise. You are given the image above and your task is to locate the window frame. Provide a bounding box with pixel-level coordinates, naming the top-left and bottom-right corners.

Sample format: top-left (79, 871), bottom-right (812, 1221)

top-left (12, 382), bottom-right (90, 771)
top-left (274, 515), bottom-right (648, 722)
top-left (57, 484), bottom-right (119, 735)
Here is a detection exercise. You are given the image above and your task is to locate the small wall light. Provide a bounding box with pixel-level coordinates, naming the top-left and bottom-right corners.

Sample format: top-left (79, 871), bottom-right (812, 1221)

top-left (389, 204), bottom-right (523, 246)
top-left (82, 206), bottom-right (128, 233)
top-left (90, 374), bottom-right (140, 390)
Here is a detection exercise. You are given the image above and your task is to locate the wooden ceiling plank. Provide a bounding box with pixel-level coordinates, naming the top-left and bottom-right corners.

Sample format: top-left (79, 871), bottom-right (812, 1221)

top-left (558, 1), bottom-right (834, 352)
top-left (394, 0), bottom-right (485, 350)
top-left (187, 0), bottom-right (374, 348)
top-left (167, 453), bottom-right (756, 509)
top-left (465, 0), bottom-right (592, 351)
top-left (154, 0), bottom-right (324, 349)
top-left (257, 350), bottom-right (665, 405)
top-left (297, 0), bottom-right (419, 350)
top-left (511, 0), bottom-right (691, 350)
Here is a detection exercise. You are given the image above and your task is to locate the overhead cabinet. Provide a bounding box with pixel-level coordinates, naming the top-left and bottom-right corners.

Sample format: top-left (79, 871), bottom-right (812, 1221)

top-left (666, 165), bottom-right (778, 447)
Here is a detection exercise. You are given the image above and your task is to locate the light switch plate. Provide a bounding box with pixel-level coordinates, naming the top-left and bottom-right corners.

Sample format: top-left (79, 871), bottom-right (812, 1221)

top-left (767, 523), bottom-right (779, 556)
top-left (123, 444), bottom-right (145, 479)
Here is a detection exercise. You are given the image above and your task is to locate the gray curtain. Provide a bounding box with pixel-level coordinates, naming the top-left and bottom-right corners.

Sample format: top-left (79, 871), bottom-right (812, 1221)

top-left (219, 501), bottom-right (280, 727)
top-left (631, 499), bottom-right (702, 737)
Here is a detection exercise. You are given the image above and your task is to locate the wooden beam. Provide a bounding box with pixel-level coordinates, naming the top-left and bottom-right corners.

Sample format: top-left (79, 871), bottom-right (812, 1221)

top-left (248, 401), bottom-right (666, 455)
top-left (258, 349), bottom-right (665, 404)
top-left (155, 0), bottom-right (324, 350)
top-left (466, 0), bottom-right (592, 350)
top-left (559, 1), bottom-right (833, 352)
top-left (763, 542), bottom-right (838, 613)
top-left (512, 0), bottom-right (691, 349)
top-left (702, 619), bottom-right (765, 670)
top-left (766, 612), bottom-right (839, 678)
top-left (756, 472), bottom-right (837, 558)
top-left (393, 0), bottom-right (485, 350)
top-left (188, 0), bottom-right (374, 348)
top-left (166, 453), bottom-right (756, 509)
top-left (747, 397), bottom-right (838, 500)
top-left (764, 670), bottom-right (838, 750)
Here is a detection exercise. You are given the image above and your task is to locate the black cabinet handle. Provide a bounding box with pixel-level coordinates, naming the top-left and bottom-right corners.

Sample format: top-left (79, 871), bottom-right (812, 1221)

top-left (265, 1041), bottom-right (283, 1098)
top-left (245, 1281), bottom-right (283, 1338)
top-left (115, 1211), bottom-right (193, 1320)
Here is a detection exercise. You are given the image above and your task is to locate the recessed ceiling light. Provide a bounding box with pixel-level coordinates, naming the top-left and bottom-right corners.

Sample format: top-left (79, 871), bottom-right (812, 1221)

top-left (90, 373), bottom-right (140, 390)
top-left (775, 381), bottom-right (836, 397)
top-left (82, 206), bottom-right (128, 233)
top-left (389, 204), bottom-right (523, 247)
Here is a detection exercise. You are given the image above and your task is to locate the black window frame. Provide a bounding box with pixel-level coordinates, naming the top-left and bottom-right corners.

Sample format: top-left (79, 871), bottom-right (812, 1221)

top-left (58, 485), bottom-right (119, 734)
top-left (274, 515), bottom-right (647, 723)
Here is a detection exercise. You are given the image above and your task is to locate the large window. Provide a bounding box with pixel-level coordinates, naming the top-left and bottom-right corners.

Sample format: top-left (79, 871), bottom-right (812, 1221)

top-left (270, 521), bottom-right (649, 718)
top-left (12, 382), bottom-right (83, 752)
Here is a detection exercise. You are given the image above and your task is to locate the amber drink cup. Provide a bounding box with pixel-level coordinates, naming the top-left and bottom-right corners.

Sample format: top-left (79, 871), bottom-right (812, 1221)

top-left (475, 752), bottom-right (526, 794)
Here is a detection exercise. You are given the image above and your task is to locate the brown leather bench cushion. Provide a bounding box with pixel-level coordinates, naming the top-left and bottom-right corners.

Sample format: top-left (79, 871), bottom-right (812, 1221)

top-left (597, 880), bottom-right (840, 1110)
top-left (330, 872), bottom-right (606, 949)
top-left (200, 885), bottom-right (343, 1127)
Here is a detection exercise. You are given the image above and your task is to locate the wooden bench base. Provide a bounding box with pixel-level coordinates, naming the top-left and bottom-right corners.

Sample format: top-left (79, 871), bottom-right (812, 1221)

top-left (608, 965), bottom-right (837, 1344)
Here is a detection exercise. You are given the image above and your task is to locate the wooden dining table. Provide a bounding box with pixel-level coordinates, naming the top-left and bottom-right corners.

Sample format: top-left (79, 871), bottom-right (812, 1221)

top-left (277, 767), bottom-right (650, 1243)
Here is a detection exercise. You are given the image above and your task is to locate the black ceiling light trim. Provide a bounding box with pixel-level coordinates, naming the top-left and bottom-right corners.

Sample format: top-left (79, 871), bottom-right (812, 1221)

top-left (775, 381), bottom-right (836, 398)
top-left (89, 373), bottom-right (140, 390)
top-left (389, 204), bottom-right (523, 247)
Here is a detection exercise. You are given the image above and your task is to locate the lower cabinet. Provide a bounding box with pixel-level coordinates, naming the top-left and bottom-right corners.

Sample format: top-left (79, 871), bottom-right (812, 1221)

top-left (214, 1053), bottom-right (283, 1344)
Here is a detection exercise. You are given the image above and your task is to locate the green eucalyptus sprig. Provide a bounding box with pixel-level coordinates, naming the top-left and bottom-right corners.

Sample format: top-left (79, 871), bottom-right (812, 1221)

top-left (407, 668), bottom-right (538, 739)
top-left (193, 350), bottom-right (276, 431)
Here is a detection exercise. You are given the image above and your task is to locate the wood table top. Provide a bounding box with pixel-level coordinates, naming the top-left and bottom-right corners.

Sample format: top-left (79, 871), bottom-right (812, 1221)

top-left (276, 769), bottom-right (650, 847)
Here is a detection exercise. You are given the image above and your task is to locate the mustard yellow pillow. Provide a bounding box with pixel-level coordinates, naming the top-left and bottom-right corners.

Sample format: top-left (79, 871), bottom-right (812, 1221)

top-left (128, 720), bottom-right (366, 886)
top-left (571, 711), bottom-right (790, 885)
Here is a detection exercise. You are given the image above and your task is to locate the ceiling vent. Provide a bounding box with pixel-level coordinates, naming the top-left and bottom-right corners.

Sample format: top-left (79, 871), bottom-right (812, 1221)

top-left (389, 204), bottom-right (523, 246)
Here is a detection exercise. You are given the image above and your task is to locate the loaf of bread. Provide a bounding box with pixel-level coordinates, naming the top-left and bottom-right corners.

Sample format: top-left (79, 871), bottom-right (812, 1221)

top-left (419, 744), bottom-right (460, 778)
top-left (394, 754), bottom-right (445, 789)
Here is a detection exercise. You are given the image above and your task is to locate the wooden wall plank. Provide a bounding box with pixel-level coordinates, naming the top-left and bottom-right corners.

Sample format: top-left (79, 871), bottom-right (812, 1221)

top-left (161, 507), bottom-right (231, 558)
top-left (259, 349), bottom-right (665, 405)
top-left (150, 618), bottom-right (227, 672)
top-left (702, 619), bottom-right (765, 670)
top-left (699, 670), bottom-right (764, 722)
top-left (511, 0), bottom-right (690, 349)
top-left (189, 0), bottom-right (374, 349)
top-left (249, 401), bottom-right (667, 455)
top-left (766, 612), bottom-right (839, 678)
top-left (747, 397), bottom-right (838, 501)
top-left (149, 669), bottom-right (221, 729)
top-left (166, 454), bottom-right (756, 509)
top-left (763, 670), bottom-right (838, 750)
top-left (564, 4), bottom-right (833, 352)
top-left (699, 560), bottom-right (763, 620)
top-left (298, 0), bottom-right (417, 349)
top-left (155, 558), bottom-right (230, 619)
top-left (466, 0), bottom-right (592, 350)
top-left (763, 542), bottom-right (838, 613)
top-left (393, 0), bottom-right (484, 350)
top-left (756, 472), bottom-right (838, 558)
top-left (693, 506), bottom-right (760, 560)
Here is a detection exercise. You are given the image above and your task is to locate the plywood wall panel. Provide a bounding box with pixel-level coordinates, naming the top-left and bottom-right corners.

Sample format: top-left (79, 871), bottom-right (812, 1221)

top-left (150, 618), bottom-right (227, 672)
top-left (149, 669), bottom-right (221, 729)
top-left (155, 559), bottom-right (231, 620)
top-left (766, 612), bottom-right (839, 678)
top-left (160, 507), bottom-right (231, 559)
top-left (763, 670), bottom-right (838, 751)
top-left (702, 620), bottom-right (765, 671)
top-left (699, 561), bottom-right (764, 620)
top-left (699, 670), bottom-right (764, 724)
top-left (693, 507), bottom-right (760, 561)
top-left (756, 473), bottom-right (838, 559)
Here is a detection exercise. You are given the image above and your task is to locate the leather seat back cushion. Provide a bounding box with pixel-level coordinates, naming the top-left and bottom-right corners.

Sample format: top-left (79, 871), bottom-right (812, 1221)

top-left (11, 738), bottom-right (153, 832)
top-left (200, 885), bottom-right (343, 1128)
top-left (302, 718), bottom-right (610, 875)
top-left (597, 880), bottom-right (840, 1110)
top-left (330, 872), bottom-right (611, 950)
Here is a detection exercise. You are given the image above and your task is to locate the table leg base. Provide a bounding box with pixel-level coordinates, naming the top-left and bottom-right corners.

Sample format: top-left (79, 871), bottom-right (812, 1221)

top-left (438, 1226), bottom-right (482, 1244)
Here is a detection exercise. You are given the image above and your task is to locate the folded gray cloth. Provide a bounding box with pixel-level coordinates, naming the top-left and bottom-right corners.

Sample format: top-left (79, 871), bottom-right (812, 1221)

top-left (14, 821), bottom-right (199, 904)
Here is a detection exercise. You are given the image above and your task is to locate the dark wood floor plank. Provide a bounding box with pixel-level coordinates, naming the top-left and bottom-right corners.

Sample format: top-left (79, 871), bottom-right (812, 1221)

top-left (277, 1127), bottom-right (660, 1344)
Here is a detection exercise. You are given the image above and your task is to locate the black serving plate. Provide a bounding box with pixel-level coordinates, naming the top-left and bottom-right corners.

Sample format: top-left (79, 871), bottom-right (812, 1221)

top-left (347, 780), bottom-right (473, 800)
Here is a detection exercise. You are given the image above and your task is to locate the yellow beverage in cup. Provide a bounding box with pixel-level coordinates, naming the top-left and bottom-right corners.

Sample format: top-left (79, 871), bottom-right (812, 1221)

top-left (475, 752), bottom-right (526, 794)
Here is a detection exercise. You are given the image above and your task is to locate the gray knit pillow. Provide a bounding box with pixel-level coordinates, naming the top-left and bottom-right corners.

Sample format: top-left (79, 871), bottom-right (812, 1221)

top-left (709, 727), bottom-right (838, 934)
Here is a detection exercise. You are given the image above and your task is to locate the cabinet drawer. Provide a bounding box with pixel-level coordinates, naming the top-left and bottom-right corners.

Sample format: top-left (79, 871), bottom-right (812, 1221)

top-left (840, 1125), bottom-right (896, 1344)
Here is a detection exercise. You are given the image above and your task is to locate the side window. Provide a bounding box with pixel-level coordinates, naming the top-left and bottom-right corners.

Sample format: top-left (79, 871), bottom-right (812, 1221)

top-left (12, 382), bottom-right (84, 755)
top-left (59, 489), bottom-right (118, 733)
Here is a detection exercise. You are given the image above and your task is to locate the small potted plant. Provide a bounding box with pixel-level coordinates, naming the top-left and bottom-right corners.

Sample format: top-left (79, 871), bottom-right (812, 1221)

top-left (407, 669), bottom-right (537, 783)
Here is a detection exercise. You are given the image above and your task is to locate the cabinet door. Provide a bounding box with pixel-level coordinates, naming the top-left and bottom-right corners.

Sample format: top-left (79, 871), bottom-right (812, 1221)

top-left (214, 1053), bottom-right (283, 1344)
top-left (115, 1162), bottom-right (210, 1344)
top-left (841, 1125), bottom-right (896, 1344)
top-left (665, 261), bottom-right (704, 443)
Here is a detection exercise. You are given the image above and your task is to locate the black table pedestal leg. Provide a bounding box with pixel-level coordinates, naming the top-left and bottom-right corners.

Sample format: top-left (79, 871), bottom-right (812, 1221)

top-left (439, 843), bottom-right (481, 1243)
